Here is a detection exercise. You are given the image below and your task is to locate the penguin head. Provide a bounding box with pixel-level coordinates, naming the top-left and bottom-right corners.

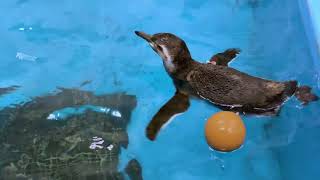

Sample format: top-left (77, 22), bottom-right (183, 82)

top-left (135, 31), bottom-right (191, 73)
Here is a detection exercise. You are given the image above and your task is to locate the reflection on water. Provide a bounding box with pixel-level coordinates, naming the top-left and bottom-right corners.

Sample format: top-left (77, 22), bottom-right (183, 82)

top-left (46, 105), bottom-right (122, 121)
top-left (0, 88), bottom-right (142, 180)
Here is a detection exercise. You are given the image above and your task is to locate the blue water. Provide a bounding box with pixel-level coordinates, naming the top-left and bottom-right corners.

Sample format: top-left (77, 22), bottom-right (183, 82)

top-left (1, 0), bottom-right (320, 179)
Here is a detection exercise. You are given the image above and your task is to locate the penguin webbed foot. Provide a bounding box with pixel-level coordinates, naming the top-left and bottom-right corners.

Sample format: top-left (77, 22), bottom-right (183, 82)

top-left (208, 48), bottom-right (241, 66)
top-left (146, 91), bottom-right (190, 141)
top-left (295, 86), bottom-right (319, 105)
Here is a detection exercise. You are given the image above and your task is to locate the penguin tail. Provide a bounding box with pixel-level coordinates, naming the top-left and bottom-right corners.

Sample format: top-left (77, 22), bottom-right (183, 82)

top-left (283, 81), bottom-right (319, 105)
top-left (295, 85), bottom-right (319, 105)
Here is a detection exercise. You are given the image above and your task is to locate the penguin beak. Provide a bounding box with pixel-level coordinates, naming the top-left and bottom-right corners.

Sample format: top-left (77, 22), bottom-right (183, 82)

top-left (135, 31), bottom-right (152, 42)
top-left (135, 31), bottom-right (166, 60)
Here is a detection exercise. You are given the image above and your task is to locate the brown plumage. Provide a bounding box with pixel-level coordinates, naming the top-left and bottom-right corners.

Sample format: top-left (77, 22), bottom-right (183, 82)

top-left (135, 31), bottom-right (318, 140)
top-left (187, 64), bottom-right (297, 114)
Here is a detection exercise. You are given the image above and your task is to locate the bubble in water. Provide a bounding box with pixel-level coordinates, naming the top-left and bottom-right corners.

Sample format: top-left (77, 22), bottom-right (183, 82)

top-left (209, 147), bottom-right (226, 170)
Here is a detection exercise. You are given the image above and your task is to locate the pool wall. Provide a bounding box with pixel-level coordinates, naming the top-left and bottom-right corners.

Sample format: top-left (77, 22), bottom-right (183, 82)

top-left (275, 1), bottom-right (320, 180)
top-left (299, 0), bottom-right (320, 70)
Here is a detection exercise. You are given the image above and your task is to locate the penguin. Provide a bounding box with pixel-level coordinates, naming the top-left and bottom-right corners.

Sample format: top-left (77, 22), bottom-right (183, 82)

top-left (135, 31), bottom-right (319, 141)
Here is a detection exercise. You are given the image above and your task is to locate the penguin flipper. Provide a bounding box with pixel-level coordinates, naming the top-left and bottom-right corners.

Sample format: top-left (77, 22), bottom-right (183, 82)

top-left (208, 48), bottom-right (241, 66)
top-left (146, 91), bottom-right (190, 141)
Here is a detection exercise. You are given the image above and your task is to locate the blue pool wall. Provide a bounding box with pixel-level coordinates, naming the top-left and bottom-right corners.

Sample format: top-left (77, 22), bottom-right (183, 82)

top-left (276, 1), bottom-right (320, 180)
top-left (299, 0), bottom-right (320, 70)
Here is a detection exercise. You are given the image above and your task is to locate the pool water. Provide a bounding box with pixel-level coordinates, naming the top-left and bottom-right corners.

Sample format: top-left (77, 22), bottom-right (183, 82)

top-left (1, 0), bottom-right (320, 179)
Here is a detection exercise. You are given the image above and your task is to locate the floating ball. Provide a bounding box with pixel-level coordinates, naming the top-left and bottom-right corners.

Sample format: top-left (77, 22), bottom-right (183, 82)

top-left (205, 111), bottom-right (246, 152)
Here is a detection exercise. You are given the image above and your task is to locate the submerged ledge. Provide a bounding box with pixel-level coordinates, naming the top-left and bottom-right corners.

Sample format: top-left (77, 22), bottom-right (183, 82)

top-left (0, 88), bottom-right (141, 180)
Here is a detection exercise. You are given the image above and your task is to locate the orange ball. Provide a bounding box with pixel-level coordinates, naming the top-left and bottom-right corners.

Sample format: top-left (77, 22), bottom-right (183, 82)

top-left (205, 111), bottom-right (246, 152)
